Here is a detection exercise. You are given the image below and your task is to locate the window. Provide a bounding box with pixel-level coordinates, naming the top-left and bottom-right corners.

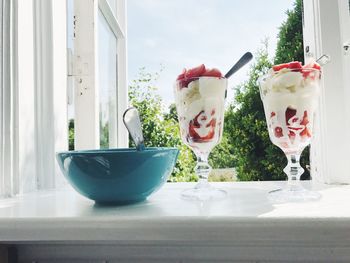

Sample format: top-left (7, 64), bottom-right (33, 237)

top-left (0, 0), bottom-right (127, 197)
top-left (303, 0), bottom-right (350, 184)
top-left (98, 9), bottom-right (118, 148)
top-left (71, 0), bottom-right (127, 150)
top-left (0, 0), bottom-right (349, 198)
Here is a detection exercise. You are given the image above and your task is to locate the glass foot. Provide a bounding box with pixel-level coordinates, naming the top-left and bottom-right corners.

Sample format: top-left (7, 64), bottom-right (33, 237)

top-left (268, 186), bottom-right (321, 203)
top-left (181, 183), bottom-right (227, 201)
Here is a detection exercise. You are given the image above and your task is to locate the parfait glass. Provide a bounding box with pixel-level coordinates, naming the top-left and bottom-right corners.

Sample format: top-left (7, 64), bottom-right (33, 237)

top-left (259, 68), bottom-right (322, 202)
top-left (174, 76), bottom-right (227, 201)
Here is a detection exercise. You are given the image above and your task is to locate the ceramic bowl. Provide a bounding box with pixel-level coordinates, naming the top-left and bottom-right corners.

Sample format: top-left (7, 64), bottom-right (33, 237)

top-left (56, 147), bottom-right (179, 205)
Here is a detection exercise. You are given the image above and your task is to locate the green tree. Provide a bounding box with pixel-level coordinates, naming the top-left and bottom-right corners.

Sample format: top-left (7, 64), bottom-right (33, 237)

top-left (226, 0), bottom-right (309, 181)
top-left (275, 0), bottom-right (304, 65)
top-left (225, 47), bottom-right (288, 181)
top-left (129, 68), bottom-right (196, 182)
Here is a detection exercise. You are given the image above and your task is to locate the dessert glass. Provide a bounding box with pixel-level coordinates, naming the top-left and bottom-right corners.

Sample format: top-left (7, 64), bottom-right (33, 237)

top-left (259, 68), bottom-right (321, 202)
top-left (174, 76), bottom-right (227, 201)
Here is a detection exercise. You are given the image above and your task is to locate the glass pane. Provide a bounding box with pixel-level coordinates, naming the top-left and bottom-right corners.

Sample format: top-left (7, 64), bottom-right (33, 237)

top-left (106, 0), bottom-right (117, 15)
top-left (67, 0), bottom-right (75, 150)
top-left (98, 10), bottom-right (118, 149)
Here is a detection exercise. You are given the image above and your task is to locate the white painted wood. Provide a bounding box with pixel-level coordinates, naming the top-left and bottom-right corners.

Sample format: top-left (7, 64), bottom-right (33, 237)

top-left (0, 0), bottom-right (19, 197)
top-left (304, 0), bottom-right (350, 184)
top-left (98, 0), bottom-right (125, 38)
top-left (0, 0), bottom-right (69, 196)
top-left (32, 0), bottom-right (68, 190)
top-left (73, 0), bottom-right (100, 150)
top-left (17, 0), bottom-right (37, 193)
top-left (73, 0), bottom-right (128, 149)
top-left (0, 182), bottom-right (350, 261)
top-left (33, 0), bottom-right (55, 190)
top-left (51, 0), bottom-right (68, 188)
top-left (115, 0), bottom-right (128, 147)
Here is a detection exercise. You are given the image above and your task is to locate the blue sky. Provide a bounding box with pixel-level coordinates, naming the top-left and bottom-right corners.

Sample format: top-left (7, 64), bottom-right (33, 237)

top-left (127, 0), bottom-right (294, 106)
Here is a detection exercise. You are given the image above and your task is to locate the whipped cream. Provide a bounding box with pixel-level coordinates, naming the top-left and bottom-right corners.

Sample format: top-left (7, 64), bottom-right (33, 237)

top-left (174, 77), bottom-right (227, 153)
top-left (260, 68), bottom-right (321, 153)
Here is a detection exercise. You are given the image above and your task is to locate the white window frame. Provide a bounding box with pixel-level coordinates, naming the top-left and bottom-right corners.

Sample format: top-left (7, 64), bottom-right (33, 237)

top-left (72, 0), bottom-right (128, 150)
top-left (0, 0), bottom-right (348, 198)
top-left (0, 0), bottom-right (18, 197)
top-left (0, 0), bottom-right (68, 196)
top-left (303, 0), bottom-right (350, 183)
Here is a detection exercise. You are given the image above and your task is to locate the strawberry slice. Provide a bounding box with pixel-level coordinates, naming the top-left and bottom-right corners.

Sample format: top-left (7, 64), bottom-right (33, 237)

top-left (202, 68), bottom-right (222, 78)
top-left (270, 112), bottom-right (276, 118)
top-left (288, 61), bottom-right (302, 71)
top-left (300, 127), bottom-right (312, 138)
top-left (302, 62), bottom-right (321, 79)
top-left (185, 64), bottom-right (206, 79)
top-left (272, 63), bottom-right (289, 71)
top-left (274, 127), bottom-right (283, 138)
top-left (176, 69), bottom-right (186, 80)
top-left (201, 127), bottom-right (215, 141)
top-left (273, 61), bottom-right (303, 72)
top-left (285, 107), bottom-right (297, 125)
top-left (303, 62), bottom-right (321, 70)
top-left (177, 64), bottom-right (223, 88)
top-left (187, 111), bottom-right (216, 142)
top-left (288, 130), bottom-right (296, 142)
top-left (300, 111), bottom-right (309, 126)
top-left (188, 121), bottom-right (201, 141)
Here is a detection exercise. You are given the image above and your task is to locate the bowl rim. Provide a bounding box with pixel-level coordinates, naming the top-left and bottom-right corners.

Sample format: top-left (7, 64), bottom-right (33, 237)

top-left (56, 147), bottom-right (179, 155)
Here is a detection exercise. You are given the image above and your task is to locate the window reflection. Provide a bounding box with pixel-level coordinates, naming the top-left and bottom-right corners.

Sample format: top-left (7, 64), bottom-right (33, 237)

top-left (98, 10), bottom-right (118, 149)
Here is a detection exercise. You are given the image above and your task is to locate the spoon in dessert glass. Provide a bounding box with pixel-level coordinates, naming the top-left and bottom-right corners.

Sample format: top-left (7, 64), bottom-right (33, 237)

top-left (224, 52), bottom-right (253, 79)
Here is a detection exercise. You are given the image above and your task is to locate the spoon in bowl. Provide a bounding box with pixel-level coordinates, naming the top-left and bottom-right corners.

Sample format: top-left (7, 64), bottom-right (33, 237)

top-left (123, 107), bottom-right (145, 151)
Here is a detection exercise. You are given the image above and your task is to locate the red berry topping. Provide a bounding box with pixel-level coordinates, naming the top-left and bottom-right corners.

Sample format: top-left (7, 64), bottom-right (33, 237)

top-left (202, 68), bottom-right (222, 78)
top-left (185, 64), bottom-right (206, 79)
top-left (177, 65), bottom-right (223, 89)
top-left (302, 62), bottom-right (321, 79)
top-left (288, 61), bottom-right (302, 71)
top-left (273, 61), bottom-right (302, 72)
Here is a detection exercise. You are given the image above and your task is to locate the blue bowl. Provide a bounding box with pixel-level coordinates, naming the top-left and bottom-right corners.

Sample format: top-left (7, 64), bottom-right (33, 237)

top-left (56, 147), bottom-right (179, 205)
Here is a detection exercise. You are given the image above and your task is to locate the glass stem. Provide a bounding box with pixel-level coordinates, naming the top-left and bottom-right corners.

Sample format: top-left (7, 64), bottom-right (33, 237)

top-left (195, 153), bottom-right (211, 189)
top-left (284, 153), bottom-right (304, 191)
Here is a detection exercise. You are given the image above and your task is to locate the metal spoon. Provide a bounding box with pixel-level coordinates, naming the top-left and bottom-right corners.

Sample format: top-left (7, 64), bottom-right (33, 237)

top-left (123, 107), bottom-right (145, 151)
top-left (316, 54), bottom-right (331, 66)
top-left (224, 52), bottom-right (253, 79)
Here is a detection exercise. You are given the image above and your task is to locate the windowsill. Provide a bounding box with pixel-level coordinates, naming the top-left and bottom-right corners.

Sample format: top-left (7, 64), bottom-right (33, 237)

top-left (1, 181), bottom-right (350, 260)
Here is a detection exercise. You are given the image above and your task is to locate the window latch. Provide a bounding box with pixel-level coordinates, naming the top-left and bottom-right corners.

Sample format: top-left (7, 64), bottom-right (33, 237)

top-left (344, 41), bottom-right (350, 54)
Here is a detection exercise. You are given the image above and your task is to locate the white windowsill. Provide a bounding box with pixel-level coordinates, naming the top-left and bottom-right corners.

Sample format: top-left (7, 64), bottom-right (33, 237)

top-left (1, 181), bottom-right (350, 261)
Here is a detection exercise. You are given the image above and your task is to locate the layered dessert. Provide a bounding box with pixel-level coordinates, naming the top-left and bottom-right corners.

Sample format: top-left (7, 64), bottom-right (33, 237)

top-left (174, 64), bottom-right (227, 154)
top-left (260, 61), bottom-right (321, 153)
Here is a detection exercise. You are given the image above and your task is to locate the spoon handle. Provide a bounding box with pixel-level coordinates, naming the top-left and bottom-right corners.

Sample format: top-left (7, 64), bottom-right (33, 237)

top-left (224, 52), bottom-right (253, 79)
top-left (123, 107), bottom-right (145, 151)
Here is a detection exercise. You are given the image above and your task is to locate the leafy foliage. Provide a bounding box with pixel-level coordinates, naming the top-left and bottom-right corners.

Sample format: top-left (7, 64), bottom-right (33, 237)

top-left (68, 119), bottom-right (74, 151)
top-left (225, 47), bottom-right (288, 181)
top-left (226, 0), bottom-right (309, 181)
top-left (275, 0), bottom-right (304, 65)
